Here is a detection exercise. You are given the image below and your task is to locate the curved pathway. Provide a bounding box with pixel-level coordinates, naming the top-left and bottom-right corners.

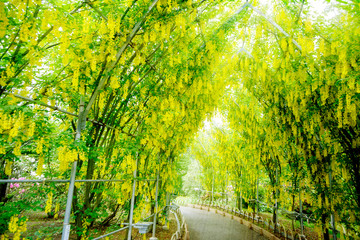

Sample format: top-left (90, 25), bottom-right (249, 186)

top-left (181, 206), bottom-right (268, 240)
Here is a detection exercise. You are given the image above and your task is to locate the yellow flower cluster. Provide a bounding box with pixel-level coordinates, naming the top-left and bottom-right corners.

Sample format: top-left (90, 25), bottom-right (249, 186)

top-left (58, 146), bottom-right (78, 172)
top-left (36, 156), bottom-right (44, 176)
top-left (35, 138), bottom-right (45, 155)
top-left (0, 3), bottom-right (7, 38)
top-left (120, 154), bottom-right (136, 175)
top-left (54, 203), bottom-right (60, 219)
top-left (0, 112), bottom-right (23, 138)
top-left (45, 192), bottom-right (53, 214)
top-left (8, 216), bottom-right (18, 233)
top-left (13, 142), bottom-right (21, 156)
top-left (2, 215), bottom-right (27, 240)
top-left (5, 160), bottom-right (12, 176)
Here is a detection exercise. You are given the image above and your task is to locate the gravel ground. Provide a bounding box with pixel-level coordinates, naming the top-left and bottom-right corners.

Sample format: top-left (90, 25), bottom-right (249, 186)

top-left (181, 206), bottom-right (268, 240)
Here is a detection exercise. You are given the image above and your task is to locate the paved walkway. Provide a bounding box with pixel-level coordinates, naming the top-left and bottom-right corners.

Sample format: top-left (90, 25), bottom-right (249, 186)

top-left (181, 206), bottom-right (268, 240)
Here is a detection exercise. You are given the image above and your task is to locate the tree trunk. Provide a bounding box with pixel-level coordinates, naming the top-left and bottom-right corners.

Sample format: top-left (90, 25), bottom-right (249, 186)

top-left (319, 191), bottom-right (330, 240)
top-left (0, 174), bottom-right (8, 203)
top-left (291, 194), bottom-right (295, 231)
top-left (321, 213), bottom-right (330, 240)
top-left (272, 190), bottom-right (277, 234)
top-left (0, 157), bottom-right (9, 203)
top-left (101, 204), bottom-right (120, 226)
top-left (74, 128), bottom-right (99, 239)
top-left (351, 157), bottom-right (360, 208)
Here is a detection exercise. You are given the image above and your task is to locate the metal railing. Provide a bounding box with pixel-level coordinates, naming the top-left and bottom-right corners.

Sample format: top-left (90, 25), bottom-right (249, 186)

top-left (0, 175), bottom-right (162, 240)
top-left (92, 206), bottom-right (167, 240)
top-left (192, 202), bottom-right (308, 240)
top-left (170, 204), bottom-right (187, 240)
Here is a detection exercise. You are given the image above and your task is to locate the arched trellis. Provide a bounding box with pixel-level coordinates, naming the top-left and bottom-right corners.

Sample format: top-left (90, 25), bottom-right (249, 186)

top-left (0, 0), bottom-right (232, 237)
top-left (1, 0), bottom-right (209, 238)
top-left (1, 0), bottom-right (358, 240)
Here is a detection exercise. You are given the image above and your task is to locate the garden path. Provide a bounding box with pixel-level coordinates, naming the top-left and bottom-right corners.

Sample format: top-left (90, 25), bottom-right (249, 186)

top-left (181, 206), bottom-right (268, 240)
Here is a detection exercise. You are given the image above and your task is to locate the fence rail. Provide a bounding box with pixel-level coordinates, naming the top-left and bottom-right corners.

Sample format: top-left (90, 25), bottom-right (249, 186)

top-left (176, 199), bottom-right (309, 240)
top-left (0, 173), bottom-right (162, 239)
top-left (171, 204), bottom-right (188, 240)
top-left (0, 178), bottom-right (157, 183)
top-left (91, 206), bottom-right (167, 240)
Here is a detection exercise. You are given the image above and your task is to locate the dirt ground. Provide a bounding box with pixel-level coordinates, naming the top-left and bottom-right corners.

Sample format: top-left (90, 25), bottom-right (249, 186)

top-left (18, 210), bottom-right (178, 240)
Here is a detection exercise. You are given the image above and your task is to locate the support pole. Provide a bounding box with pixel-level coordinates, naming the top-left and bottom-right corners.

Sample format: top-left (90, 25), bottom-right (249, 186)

top-left (198, 160), bottom-right (202, 204)
top-left (150, 170), bottom-right (160, 240)
top-left (329, 169), bottom-right (337, 240)
top-left (239, 174), bottom-right (243, 212)
top-left (164, 192), bottom-right (171, 230)
top-left (211, 171), bottom-right (214, 205)
top-left (61, 161), bottom-right (78, 240)
top-left (127, 157), bottom-right (138, 240)
top-left (299, 188), bottom-right (304, 236)
top-left (256, 178), bottom-right (259, 215)
top-left (61, 99), bottom-right (85, 240)
top-left (274, 166), bottom-right (278, 234)
top-left (225, 171), bottom-right (228, 205)
top-left (239, 188), bottom-right (242, 212)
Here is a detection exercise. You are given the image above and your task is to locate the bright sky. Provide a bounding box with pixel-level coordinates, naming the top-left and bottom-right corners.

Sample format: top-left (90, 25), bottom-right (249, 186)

top-left (203, 110), bottom-right (227, 131)
top-left (308, 0), bottom-right (342, 20)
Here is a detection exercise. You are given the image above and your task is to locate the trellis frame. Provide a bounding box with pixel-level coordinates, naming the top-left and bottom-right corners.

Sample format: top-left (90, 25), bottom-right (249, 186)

top-left (0, 92), bottom-right (165, 239)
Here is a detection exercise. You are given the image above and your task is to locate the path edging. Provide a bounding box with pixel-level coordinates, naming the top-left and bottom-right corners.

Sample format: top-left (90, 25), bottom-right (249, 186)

top-left (190, 204), bottom-right (281, 240)
top-left (182, 221), bottom-right (190, 240)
